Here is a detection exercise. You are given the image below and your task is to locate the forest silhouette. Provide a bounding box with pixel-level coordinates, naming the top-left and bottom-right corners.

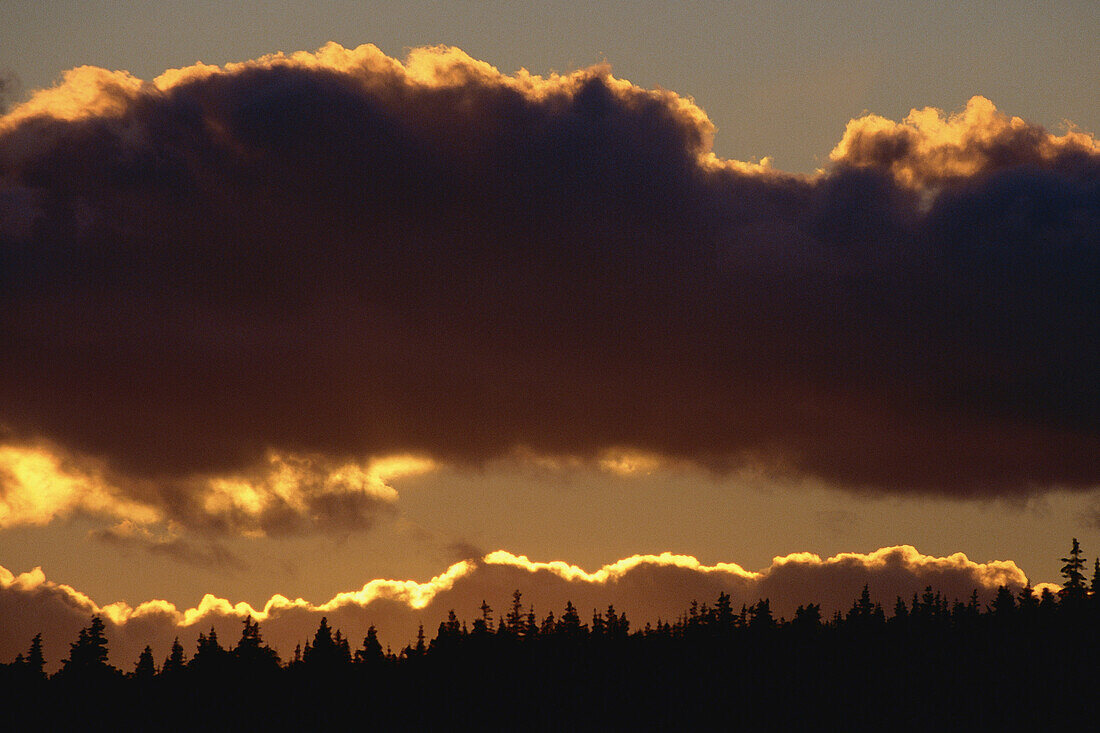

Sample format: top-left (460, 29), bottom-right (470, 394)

top-left (2, 539), bottom-right (1097, 730)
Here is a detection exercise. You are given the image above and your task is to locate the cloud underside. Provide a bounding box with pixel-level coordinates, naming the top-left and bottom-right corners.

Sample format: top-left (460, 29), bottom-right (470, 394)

top-left (0, 43), bottom-right (1097, 506)
top-left (0, 545), bottom-right (1037, 669)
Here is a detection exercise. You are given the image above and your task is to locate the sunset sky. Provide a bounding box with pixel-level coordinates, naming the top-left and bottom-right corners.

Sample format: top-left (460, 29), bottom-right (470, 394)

top-left (1, 1), bottom-right (1098, 667)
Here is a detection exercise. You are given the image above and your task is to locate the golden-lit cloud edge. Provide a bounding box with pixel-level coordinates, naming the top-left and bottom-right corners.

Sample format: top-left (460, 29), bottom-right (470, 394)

top-left (5, 43), bottom-right (1094, 187)
top-left (0, 442), bottom-right (434, 537)
top-left (0, 42), bottom-right (799, 180)
top-left (0, 441), bottom-right (681, 538)
top-left (832, 95), bottom-right (1098, 190)
top-left (0, 546), bottom-right (1047, 670)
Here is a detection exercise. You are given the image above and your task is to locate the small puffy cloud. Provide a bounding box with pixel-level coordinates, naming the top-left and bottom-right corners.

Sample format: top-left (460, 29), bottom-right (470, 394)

top-left (831, 95), bottom-right (1098, 190)
top-left (0, 45), bottom-right (1097, 498)
top-left (0, 545), bottom-right (1032, 671)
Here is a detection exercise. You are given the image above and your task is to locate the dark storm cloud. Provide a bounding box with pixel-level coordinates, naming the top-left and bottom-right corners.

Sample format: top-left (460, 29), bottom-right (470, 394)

top-left (0, 45), bottom-right (1097, 500)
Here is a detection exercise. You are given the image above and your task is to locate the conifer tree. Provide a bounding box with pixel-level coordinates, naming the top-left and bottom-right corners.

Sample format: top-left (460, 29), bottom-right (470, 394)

top-left (234, 617), bottom-right (280, 670)
top-left (540, 610), bottom-right (556, 636)
top-left (890, 597), bottom-right (909, 626)
top-left (505, 590), bottom-right (525, 635)
top-left (355, 625), bottom-right (384, 664)
top-left (413, 624), bottom-right (426, 656)
top-left (525, 607), bottom-right (539, 639)
top-left (558, 601), bottom-right (584, 637)
top-left (606, 605), bottom-right (628, 638)
top-left (472, 600), bottom-right (494, 635)
top-left (133, 646), bottom-right (156, 679)
top-left (591, 608), bottom-right (606, 637)
top-left (749, 599), bottom-right (775, 630)
top-left (1089, 559), bottom-right (1100, 614)
top-left (794, 603), bottom-right (823, 630)
top-left (304, 616), bottom-right (336, 666)
top-left (162, 637), bottom-right (186, 675)
top-left (715, 592), bottom-right (734, 632)
top-left (1017, 582), bottom-right (1038, 613)
top-left (334, 629), bottom-right (351, 664)
top-left (62, 615), bottom-right (113, 676)
top-left (25, 633), bottom-right (45, 679)
top-left (192, 626), bottom-right (226, 672)
top-left (990, 586), bottom-right (1016, 618)
top-left (1060, 538), bottom-right (1088, 601)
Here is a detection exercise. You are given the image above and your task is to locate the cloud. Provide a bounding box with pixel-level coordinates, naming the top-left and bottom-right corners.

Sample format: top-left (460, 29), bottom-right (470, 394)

top-left (831, 96), bottom-right (1098, 191)
top-left (0, 44), bottom-right (1097, 498)
top-left (90, 521), bottom-right (245, 570)
top-left (445, 539), bottom-right (486, 562)
top-left (0, 546), bottom-right (1032, 671)
top-left (0, 443), bottom-right (160, 527)
top-left (0, 442), bottom-right (428, 537)
top-left (1083, 500), bottom-right (1100, 531)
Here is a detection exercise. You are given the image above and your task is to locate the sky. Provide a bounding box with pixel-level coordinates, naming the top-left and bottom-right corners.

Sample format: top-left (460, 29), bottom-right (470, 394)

top-left (1, 1), bottom-right (1098, 668)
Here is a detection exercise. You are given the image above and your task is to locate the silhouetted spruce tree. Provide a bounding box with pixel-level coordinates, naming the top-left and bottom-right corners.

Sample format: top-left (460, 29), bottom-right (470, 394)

top-left (25, 633), bottom-right (45, 680)
top-left (951, 591), bottom-right (980, 628)
top-left (334, 630), bottom-right (351, 664)
top-left (540, 610), bottom-right (556, 636)
top-left (1039, 587), bottom-right (1059, 615)
top-left (889, 597), bottom-right (909, 627)
top-left (1090, 559), bottom-right (1100, 612)
top-left (558, 601), bottom-right (585, 637)
top-left (524, 607), bottom-right (539, 639)
top-left (234, 617), bottom-right (280, 671)
top-left (1017, 582), bottom-right (1038, 617)
top-left (472, 600), bottom-right (494, 636)
top-left (847, 584), bottom-right (876, 627)
top-left (304, 616), bottom-right (340, 667)
top-left (715, 592), bottom-right (735, 633)
top-left (591, 608), bottom-right (606, 636)
top-left (132, 645), bottom-right (156, 680)
top-left (504, 590), bottom-right (525, 636)
top-left (191, 626), bottom-right (227, 674)
top-left (411, 620), bottom-right (426, 655)
top-left (61, 615), bottom-right (115, 678)
top-left (1060, 538), bottom-right (1088, 602)
top-left (749, 599), bottom-right (775, 630)
top-left (793, 603), bottom-right (823, 631)
top-left (354, 625), bottom-right (384, 665)
top-left (432, 610), bottom-right (462, 651)
top-left (605, 605), bottom-right (628, 638)
top-left (989, 585), bottom-right (1016, 617)
top-left (162, 637), bottom-right (186, 676)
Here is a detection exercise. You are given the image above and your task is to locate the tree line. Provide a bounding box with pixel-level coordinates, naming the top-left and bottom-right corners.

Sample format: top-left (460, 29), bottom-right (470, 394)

top-left (2, 538), bottom-right (1097, 729)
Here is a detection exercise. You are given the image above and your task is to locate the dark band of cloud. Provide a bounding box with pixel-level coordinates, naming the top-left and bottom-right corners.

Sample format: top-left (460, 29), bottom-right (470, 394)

top-left (1, 44), bottom-right (1097, 502)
